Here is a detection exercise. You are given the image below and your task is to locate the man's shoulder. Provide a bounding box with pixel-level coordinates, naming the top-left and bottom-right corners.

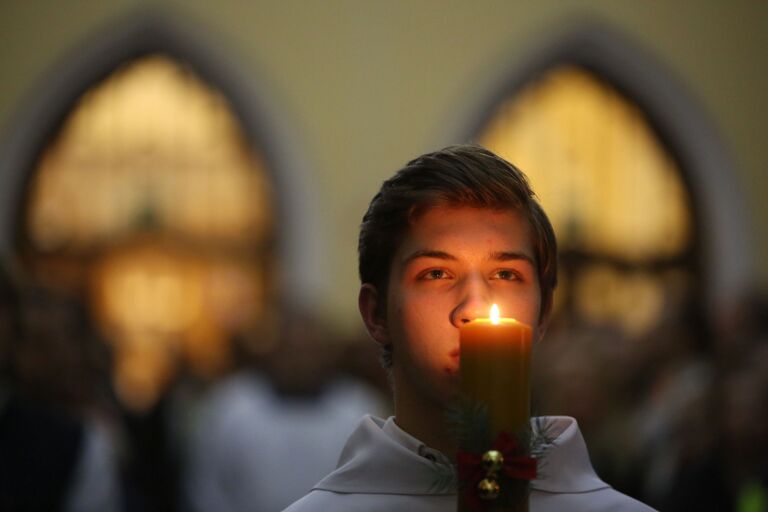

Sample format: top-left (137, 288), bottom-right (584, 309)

top-left (533, 486), bottom-right (657, 512)
top-left (282, 414), bottom-right (455, 512)
top-left (282, 489), bottom-right (341, 512)
top-left (283, 489), bottom-right (453, 512)
top-left (599, 488), bottom-right (658, 512)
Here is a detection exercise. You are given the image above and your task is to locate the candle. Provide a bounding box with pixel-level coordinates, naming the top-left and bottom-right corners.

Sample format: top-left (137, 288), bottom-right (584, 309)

top-left (460, 304), bottom-right (532, 435)
top-left (458, 304), bottom-right (533, 511)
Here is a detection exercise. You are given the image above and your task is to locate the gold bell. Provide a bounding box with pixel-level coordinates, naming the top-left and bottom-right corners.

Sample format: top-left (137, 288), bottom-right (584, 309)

top-left (477, 477), bottom-right (501, 500)
top-left (481, 449), bottom-right (505, 473)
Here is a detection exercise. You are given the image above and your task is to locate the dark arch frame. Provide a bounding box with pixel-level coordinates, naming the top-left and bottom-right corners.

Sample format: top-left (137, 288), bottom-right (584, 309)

top-left (0, 8), bottom-right (324, 308)
top-left (446, 20), bottom-right (753, 319)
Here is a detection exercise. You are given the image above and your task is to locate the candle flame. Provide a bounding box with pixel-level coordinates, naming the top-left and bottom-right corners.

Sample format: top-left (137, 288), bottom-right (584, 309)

top-left (490, 304), bottom-right (500, 325)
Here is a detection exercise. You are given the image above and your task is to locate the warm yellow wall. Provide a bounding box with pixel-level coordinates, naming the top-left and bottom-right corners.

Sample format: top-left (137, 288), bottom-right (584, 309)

top-left (1, 0), bottom-right (766, 334)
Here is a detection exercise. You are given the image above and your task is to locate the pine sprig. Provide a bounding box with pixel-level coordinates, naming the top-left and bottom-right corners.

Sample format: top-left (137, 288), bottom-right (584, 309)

top-left (445, 393), bottom-right (492, 452)
top-left (530, 416), bottom-right (558, 480)
top-left (428, 461), bottom-right (458, 494)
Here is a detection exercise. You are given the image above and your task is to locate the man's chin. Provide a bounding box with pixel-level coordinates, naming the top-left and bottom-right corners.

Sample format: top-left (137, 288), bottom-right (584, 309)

top-left (399, 366), bottom-right (460, 410)
top-left (420, 380), bottom-right (459, 411)
top-left (435, 376), bottom-right (460, 408)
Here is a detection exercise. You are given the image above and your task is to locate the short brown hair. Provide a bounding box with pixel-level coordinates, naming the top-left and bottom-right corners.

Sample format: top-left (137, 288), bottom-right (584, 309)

top-left (358, 145), bottom-right (558, 366)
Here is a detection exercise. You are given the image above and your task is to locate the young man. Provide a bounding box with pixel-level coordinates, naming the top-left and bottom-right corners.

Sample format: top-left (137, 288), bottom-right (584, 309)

top-left (284, 145), bottom-right (655, 511)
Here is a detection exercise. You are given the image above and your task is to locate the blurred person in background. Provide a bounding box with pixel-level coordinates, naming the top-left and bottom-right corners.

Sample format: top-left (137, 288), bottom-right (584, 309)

top-left (532, 319), bottom-right (646, 499)
top-left (627, 294), bottom-right (714, 508)
top-left (183, 305), bottom-right (386, 512)
top-left (660, 292), bottom-right (768, 512)
top-left (0, 260), bottom-right (122, 512)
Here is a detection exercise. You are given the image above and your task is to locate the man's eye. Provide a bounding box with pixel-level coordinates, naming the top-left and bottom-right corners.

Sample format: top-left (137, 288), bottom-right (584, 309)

top-left (493, 269), bottom-right (520, 281)
top-left (423, 269), bottom-right (449, 280)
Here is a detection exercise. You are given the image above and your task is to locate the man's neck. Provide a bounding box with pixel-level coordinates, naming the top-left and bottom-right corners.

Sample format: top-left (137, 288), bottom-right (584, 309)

top-left (392, 390), bottom-right (456, 459)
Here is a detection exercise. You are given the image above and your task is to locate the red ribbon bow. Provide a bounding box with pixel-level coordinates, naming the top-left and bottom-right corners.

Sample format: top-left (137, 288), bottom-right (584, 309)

top-left (456, 431), bottom-right (537, 510)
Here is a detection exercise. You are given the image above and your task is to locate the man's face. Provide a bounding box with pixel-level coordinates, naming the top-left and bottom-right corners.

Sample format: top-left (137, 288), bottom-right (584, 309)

top-left (383, 205), bottom-right (544, 409)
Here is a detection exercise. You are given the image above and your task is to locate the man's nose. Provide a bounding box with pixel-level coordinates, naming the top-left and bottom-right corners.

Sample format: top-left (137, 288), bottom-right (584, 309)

top-left (450, 274), bottom-right (492, 328)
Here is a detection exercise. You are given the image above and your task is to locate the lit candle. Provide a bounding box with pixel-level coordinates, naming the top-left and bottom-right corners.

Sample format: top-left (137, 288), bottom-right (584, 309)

top-left (458, 304), bottom-right (533, 511)
top-left (460, 304), bottom-right (532, 434)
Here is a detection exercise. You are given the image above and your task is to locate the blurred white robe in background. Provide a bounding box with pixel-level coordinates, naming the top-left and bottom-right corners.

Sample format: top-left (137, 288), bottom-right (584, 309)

top-left (184, 373), bottom-right (385, 512)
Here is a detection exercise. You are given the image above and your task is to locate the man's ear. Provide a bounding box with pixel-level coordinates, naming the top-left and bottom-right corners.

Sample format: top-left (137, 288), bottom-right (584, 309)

top-left (359, 283), bottom-right (388, 345)
top-left (536, 318), bottom-right (549, 343)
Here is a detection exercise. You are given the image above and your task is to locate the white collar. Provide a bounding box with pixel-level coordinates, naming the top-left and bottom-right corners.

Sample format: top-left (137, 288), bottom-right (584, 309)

top-left (529, 416), bottom-right (609, 493)
top-left (313, 415), bottom-right (610, 496)
top-left (314, 415), bottom-right (453, 495)
top-left (382, 417), bottom-right (454, 466)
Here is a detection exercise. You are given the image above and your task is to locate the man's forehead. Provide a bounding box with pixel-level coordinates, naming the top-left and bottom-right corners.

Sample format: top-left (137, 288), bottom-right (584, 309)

top-left (401, 248), bottom-right (535, 267)
top-left (407, 206), bottom-right (530, 236)
top-left (396, 206), bottom-right (535, 265)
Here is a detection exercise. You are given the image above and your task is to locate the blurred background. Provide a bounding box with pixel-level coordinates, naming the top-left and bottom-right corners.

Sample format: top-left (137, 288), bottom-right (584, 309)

top-left (0, 1), bottom-right (766, 511)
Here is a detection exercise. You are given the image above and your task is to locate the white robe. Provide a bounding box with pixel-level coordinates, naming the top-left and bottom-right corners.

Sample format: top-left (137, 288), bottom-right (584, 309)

top-left (185, 374), bottom-right (385, 512)
top-left (283, 415), bottom-right (656, 512)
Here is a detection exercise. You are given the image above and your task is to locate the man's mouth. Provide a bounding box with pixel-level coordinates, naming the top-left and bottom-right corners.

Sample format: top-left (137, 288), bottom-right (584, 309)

top-left (445, 348), bottom-right (460, 375)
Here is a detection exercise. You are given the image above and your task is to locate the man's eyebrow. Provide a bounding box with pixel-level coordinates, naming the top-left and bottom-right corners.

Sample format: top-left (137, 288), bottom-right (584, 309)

top-left (490, 251), bottom-right (536, 266)
top-left (402, 250), bottom-right (457, 265)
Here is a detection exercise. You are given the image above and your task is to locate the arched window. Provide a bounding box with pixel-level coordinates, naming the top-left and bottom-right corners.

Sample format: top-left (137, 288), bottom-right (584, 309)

top-left (20, 54), bottom-right (275, 412)
top-left (0, 13), bottom-right (319, 413)
top-left (479, 64), bottom-right (694, 339)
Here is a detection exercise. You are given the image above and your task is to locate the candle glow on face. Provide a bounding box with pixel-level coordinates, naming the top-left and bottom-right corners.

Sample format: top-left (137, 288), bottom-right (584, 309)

top-left (489, 303), bottom-right (500, 325)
